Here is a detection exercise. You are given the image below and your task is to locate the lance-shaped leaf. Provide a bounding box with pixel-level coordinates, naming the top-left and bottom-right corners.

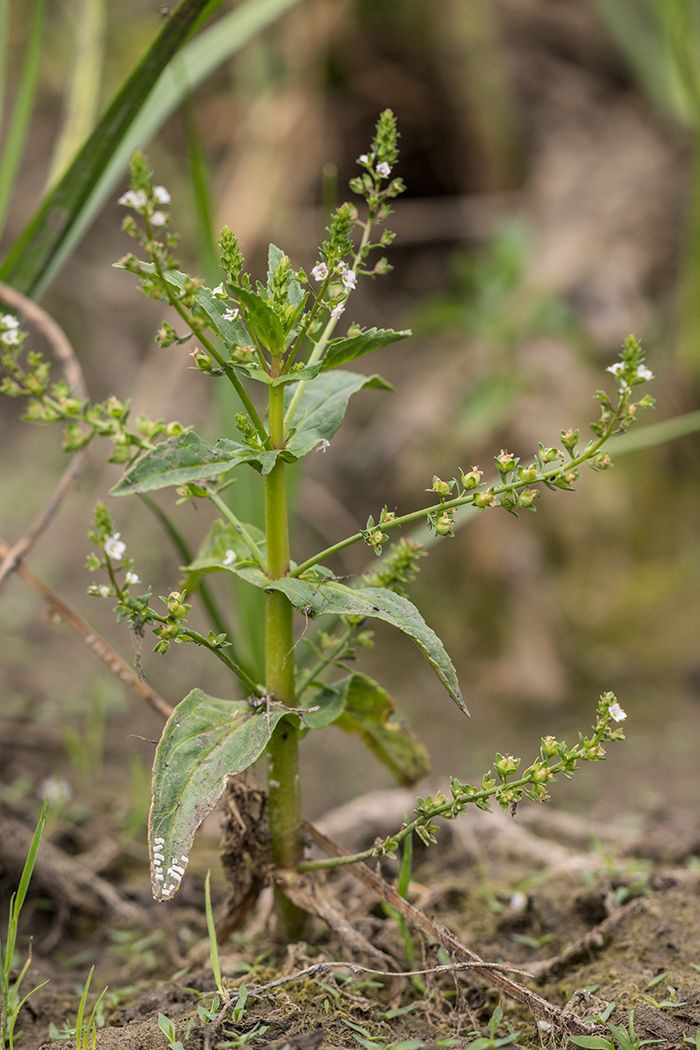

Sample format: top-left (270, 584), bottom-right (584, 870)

top-left (310, 673), bottom-right (430, 784)
top-left (149, 688), bottom-right (286, 902)
top-left (235, 285), bottom-right (285, 354)
top-left (110, 432), bottom-right (280, 496)
top-left (286, 370), bottom-right (392, 458)
top-left (182, 518), bottom-right (267, 592)
top-left (222, 564), bottom-right (467, 716)
top-left (321, 327), bottom-right (411, 371)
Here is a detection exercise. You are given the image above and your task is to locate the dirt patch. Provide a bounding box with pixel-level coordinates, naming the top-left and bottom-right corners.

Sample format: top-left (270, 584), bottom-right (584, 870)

top-left (4, 789), bottom-right (700, 1050)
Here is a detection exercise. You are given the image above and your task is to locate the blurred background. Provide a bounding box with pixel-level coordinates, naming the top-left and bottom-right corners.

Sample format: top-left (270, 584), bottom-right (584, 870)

top-left (1, 0), bottom-right (700, 845)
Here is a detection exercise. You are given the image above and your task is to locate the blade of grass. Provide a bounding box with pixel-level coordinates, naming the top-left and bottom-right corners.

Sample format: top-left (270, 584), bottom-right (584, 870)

top-left (46, 0), bottom-right (107, 189)
top-left (204, 872), bottom-right (225, 999)
top-left (0, 0), bottom-right (9, 144)
top-left (0, 0), bottom-right (303, 300)
top-left (0, 0), bottom-right (47, 240)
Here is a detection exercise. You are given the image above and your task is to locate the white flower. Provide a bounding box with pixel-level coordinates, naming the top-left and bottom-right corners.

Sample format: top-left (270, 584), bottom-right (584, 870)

top-left (118, 189), bottom-right (147, 209)
top-left (222, 549), bottom-right (237, 566)
top-left (340, 267), bottom-right (357, 291)
top-left (151, 211), bottom-right (167, 227)
top-left (376, 161), bottom-right (391, 178)
top-left (606, 362), bottom-right (624, 376)
top-left (104, 533), bottom-right (126, 561)
top-left (330, 303), bottom-right (345, 319)
top-left (153, 185), bottom-right (171, 204)
top-left (125, 570), bottom-right (140, 585)
top-left (1, 330), bottom-right (20, 345)
top-left (98, 585), bottom-right (111, 598)
top-left (1, 314), bottom-right (19, 328)
top-left (608, 702), bottom-right (627, 722)
top-left (222, 307), bottom-right (239, 322)
top-left (636, 365), bottom-right (654, 381)
top-left (311, 262), bottom-right (328, 282)
top-left (212, 282), bottom-right (226, 297)
top-left (358, 154), bottom-right (370, 164)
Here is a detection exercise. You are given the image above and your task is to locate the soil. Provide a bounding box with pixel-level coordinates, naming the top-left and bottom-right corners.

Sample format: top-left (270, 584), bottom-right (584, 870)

top-left (2, 780), bottom-right (700, 1050)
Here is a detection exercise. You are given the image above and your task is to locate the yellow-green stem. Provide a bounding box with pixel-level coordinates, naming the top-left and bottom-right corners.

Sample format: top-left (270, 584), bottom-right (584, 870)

top-left (265, 375), bottom-right (305, 938)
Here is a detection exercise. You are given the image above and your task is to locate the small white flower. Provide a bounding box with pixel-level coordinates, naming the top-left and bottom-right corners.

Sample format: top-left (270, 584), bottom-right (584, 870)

top-left (315, 440), bottom-right (331, 453)
top-left (341, 268), bottom-right (357, 291)
top-left (376, 161), bottom-right (391, 178)
top-left (104, 533), bottom-right (126, 561)
top-left (608, 701), bottom-right (627, 722)
top-left (1, 314), bottom-right (19, 328)
top-left (636, 365), bottom-right (654, 381)
top-left (212, 282), bottom-right (226, 297)
top-left (125, 570), bottom-right (140, 585)
top-left (222, 549), bottom-right (237, 566)
top-left (1, 330), bottom-right (20, 345)
top-left (330, 303), bottom-right (345, 319)
top-left (118, 189), bottom-right (147, 209)
top-left (606, 362), bottom-right (624, 376)
top-left (153, 185), bottom-right (171, 204)
top-left (98, 585), bottom-right (111, 598)
top-left (358, 154), bottom-right (370, 164)
top-left (311, 262), bottom-right (328, 282)
top-left (222, 307), bottom-right (240, 322)
top-left (151, 211), bottom-right (167, 227)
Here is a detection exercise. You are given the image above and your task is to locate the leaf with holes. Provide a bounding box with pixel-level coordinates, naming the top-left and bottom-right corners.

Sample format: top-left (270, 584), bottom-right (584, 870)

top-left (149, 688), bottom-right (286, 901)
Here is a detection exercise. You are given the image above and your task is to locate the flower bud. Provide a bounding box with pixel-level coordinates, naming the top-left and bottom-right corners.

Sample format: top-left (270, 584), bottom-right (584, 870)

top-left (431, 476), bottom-right (452, 497)
top-left (518, 464), bottom-right (538, 483)
top-left (434, 512), bottom-right (454, 536)
top-left (473, 489), bottom-right (496, 508)
top-left (494, 753), bottom-right (520, 778)
top-left (460, 466), bottom-right (483, 490)
top-left (560, 427), bottom-right (579, 451)
top-left (495, 449), bottom-right (516, 473)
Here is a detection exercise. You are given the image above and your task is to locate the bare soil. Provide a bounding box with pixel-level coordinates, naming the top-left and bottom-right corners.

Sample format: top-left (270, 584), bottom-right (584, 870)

top-left (2, 777), bottom-right (700, 1050)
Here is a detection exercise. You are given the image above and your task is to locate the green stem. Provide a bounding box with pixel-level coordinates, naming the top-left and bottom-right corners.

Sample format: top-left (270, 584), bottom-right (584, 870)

top-left (289, 416), bottom-right (623, 579)
top-left (264, 373), bottom-right (306, 938)
top-left (181, 628), bottom-right (259, 694)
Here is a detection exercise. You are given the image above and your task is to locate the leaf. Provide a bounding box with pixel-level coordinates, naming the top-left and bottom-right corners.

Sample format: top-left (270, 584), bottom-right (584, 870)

top-left (333, 673), bottom-right (430, 785)
top-left (155, 267), bottom-right (253, 348)
top-left (235, 284), bottom-right (285, 353)
top-left (321, 327), bottom-right (411, 371)
top-left (182, 518), bottom-right (267, 590)
top-left (110, 432), bottom-right (282, 495)
top-left (149, 688), bottom-right (286, 901)
top-left (224, 565), bottom-right (467, 716)
top-left (110, 432), bottom-right (239, 495)
top-left (286, 370), bottom-right (393, 458)
top-left (0, 0), bottom-right (303, 298)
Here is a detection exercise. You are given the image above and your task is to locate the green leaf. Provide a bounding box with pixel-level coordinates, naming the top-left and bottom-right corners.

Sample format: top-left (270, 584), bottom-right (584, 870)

top-left (182, 518), bottom-right (267, 591)
top-left (298, 680), bottom-right (349, 730)
top-left (149, 688), bottom-right (286, 902)
top-left (110, 432), bottom-right (239, 495)
top-left (0, 0), bottom-right (303, 298)
top-left (235, 284), bottom-right (285, 353)
top-left (568, 1039), bottom-right (614, 1049)
top-left (286, 370), bottom-right (393, 458)
top-left (151, 266), bottom-right (252, 348)
top-left (110, 432), bottom-right (283, 495)
top-left (333, 673), bottom-right (431, 785)
top-left (321, 327), bottom-right (411, 371)
top-left (225, 566), bottom-right (467, 716)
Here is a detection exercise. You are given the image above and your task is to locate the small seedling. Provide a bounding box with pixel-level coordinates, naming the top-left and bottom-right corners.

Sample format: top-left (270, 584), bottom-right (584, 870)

top-left (1, 798), bottom-right (49, 1050)
top-left (462, 1006), bottom-right (520, 1049)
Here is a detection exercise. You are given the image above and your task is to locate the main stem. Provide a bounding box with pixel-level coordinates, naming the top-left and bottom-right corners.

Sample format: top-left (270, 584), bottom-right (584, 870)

top-left (264, 370), bottom-right (305, 939)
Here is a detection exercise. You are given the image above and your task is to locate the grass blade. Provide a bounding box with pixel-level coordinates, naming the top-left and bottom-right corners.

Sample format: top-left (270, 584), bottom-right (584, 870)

top-left (0, 0), bottom-right (46, 240)
top-left (0, 0), bottom-right (303, 300)
top-left (46, 0), bottom-right (107, 189)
